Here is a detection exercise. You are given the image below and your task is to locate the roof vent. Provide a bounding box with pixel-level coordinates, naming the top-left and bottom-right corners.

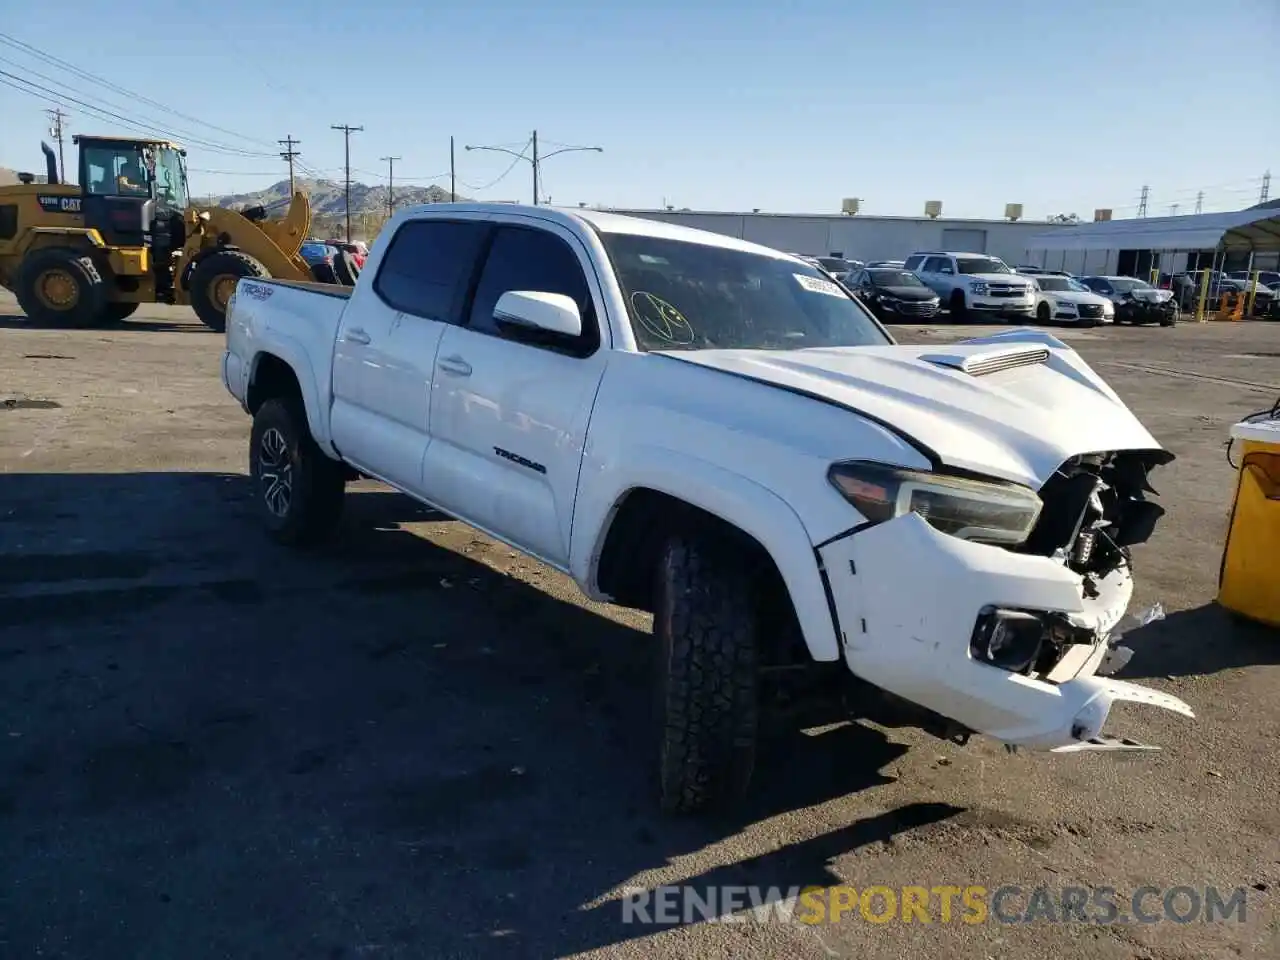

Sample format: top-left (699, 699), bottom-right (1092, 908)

top-left (921, 345), bottom-right (1051, 377)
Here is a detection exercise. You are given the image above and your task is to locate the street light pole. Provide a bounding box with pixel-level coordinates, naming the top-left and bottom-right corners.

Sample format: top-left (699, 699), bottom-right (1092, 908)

top-left (464, 132), bottom-right (602, 205)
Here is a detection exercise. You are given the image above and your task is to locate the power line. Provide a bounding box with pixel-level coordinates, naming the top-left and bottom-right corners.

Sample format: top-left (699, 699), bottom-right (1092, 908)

top-left (331, 123), bottom-right (363, 243)
top-left (0, 65), bottom-right (272, 158)
top-left (0, 31), bottom-right (278, 154)
top-left (279, 134), bottom-right (301, 196)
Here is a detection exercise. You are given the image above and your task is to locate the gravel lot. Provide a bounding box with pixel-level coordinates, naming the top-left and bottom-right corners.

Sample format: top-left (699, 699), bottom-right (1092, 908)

top-left (1, 293), bottom-right (1278, 959)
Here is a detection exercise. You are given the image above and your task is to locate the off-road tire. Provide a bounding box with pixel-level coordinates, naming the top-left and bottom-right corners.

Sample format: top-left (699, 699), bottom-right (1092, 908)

top-left (102, 301), bottom-right (140, 323)
top-left (654, 535), bottom-right (759, 814)
top-left (949, 289), bottom-right (967, 321)
top-left (15, 247), bottom-right (108, 328)
top-left (189, 250), bottom-right (269, 333)
top-left (249, 397), bottom-right (346, 547)
top-left (333, 251), bottom-right (361, 286)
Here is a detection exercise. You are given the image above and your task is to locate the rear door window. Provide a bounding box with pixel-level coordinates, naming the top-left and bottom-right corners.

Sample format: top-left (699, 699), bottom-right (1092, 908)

top-left (373, 218), bottom-right (490, 323)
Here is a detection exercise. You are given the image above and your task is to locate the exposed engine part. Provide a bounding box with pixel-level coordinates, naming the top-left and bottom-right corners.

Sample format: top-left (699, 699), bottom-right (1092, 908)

top-left (1019, 450), bottom-right (1171, 580)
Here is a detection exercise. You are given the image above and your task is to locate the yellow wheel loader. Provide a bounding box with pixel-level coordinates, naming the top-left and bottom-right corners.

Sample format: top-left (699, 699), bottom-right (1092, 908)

top-left (0, 136), bottom-right (318, 332)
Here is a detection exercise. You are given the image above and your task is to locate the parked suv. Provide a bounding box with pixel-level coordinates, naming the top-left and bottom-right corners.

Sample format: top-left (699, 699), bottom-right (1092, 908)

top-left (904, 251), bottom-right (1036, 320)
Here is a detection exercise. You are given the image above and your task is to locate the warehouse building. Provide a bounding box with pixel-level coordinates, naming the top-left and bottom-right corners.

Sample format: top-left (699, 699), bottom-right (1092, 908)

top-left (599, 207), bottom-right (1072, 266)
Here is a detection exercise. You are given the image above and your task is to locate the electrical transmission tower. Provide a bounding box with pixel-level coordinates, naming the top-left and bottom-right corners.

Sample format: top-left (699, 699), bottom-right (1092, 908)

top-left (45, 108), bottom-right (68, 183)
top-left (1137, 185), bottom-right (1149, 217)
top-left (331, 123), bottom-right (364, 242)
top-left (278, 135), bottom-right (301, 196)
top-left (1195, 191), bottom-right (1204, 214)
top-left (1262, 171), bottom-right (1272, 205)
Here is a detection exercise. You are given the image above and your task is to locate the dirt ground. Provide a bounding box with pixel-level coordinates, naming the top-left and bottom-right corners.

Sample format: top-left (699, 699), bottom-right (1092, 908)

top-left (1, 294), bottom-right (1278, 960)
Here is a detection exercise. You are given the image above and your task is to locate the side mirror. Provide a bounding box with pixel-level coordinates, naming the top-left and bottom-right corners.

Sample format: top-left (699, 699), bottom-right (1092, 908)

top-left (493, 290), bottom-right (582, 338)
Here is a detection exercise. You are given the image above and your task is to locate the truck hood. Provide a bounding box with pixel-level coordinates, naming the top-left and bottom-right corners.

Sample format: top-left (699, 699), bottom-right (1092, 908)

top-left (658, 332), bottom-right (1167, 488)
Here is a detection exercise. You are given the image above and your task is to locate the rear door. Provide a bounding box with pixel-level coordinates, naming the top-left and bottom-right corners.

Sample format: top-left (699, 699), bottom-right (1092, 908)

top-left (329, 215), bottom-right (490, 494)
top-left (421, 216), bottom-right (610, 568)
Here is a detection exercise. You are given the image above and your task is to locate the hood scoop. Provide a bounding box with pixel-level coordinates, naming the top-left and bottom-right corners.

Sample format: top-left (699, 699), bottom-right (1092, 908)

top-left (920, 345), bottom-right (1050, 378)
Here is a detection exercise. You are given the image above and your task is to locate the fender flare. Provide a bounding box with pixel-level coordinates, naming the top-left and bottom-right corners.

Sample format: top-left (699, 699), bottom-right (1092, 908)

top-left (572, 449), bottom-right (841, 662)
top-left (247, 341), bottom-right (336, 458)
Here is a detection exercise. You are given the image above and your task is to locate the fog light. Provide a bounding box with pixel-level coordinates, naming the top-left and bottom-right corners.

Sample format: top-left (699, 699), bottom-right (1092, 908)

top-left (970, 607), bottom-right (1045, 674)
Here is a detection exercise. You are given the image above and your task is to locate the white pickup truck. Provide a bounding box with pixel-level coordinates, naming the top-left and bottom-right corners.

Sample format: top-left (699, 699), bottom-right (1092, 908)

top-left (220, 203), bottom-right (1194, 813)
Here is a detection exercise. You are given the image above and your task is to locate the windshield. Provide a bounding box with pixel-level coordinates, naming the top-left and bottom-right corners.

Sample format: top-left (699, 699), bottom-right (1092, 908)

top-left (148, 146), bottom-right (189, 209)
top-left (955, 257), bottom-right (1012, 275)
top-left (869, 269), bottom-right (926, 288)
top-left (1109, 277), bottom-right (1153, 292)
top-left (599, 232), bottom-right (891, 352)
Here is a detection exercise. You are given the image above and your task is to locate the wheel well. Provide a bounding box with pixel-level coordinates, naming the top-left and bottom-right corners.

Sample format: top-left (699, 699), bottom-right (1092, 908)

top-left (246, 353), bottom-right (301, 414)
top-left (595, 488), bottom-right (805, 662)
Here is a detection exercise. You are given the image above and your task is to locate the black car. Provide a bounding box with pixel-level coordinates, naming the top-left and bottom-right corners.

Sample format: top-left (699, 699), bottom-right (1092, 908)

top-left (849, 267), bottom-right (941, 320)
top-left (1078, 275), bottom-right (1178, 326)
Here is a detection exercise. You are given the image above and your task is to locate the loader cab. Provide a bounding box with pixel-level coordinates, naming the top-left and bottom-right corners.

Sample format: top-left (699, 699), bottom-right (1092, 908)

top-left (75, 136), bottom-right (189, 247)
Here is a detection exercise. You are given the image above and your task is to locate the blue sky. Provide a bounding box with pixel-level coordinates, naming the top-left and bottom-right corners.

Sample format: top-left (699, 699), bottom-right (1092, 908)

top-left (1, 0), bottom-right (1277, 218)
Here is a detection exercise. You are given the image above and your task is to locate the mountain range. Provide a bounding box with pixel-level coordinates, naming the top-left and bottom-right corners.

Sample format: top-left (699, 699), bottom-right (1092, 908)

top-left (208, 177), bottom-right (466, 221)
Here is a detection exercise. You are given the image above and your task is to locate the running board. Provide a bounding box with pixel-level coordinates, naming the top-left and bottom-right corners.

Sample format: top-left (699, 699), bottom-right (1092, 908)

top-left (1051, 734), bottom-right (1159, 753)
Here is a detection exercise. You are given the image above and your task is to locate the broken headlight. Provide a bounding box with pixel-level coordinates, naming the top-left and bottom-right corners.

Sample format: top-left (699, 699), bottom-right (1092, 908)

top-left (828, 461), bottom-right (1043, 546)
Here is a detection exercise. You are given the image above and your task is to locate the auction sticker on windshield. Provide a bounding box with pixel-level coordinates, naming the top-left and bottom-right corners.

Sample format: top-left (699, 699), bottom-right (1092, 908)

top-left (794, 274), bottom-right (846, 298)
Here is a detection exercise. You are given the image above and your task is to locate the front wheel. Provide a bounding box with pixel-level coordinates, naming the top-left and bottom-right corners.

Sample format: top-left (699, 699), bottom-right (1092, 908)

top-left (1036, 302), bottom-right (1051, 324)
top-left (949, 290), bottom-right (967, 321)
top-left (189, 250), bottom-right (269, 333)
top-left (249, 398), bottom-right (346, 547)
top-left (653, 535), bottom-right (759, 814)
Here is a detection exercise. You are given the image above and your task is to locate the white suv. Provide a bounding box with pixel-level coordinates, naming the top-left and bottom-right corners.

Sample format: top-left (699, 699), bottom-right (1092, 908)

top-left (905, 252), bottom-right (1036, 320)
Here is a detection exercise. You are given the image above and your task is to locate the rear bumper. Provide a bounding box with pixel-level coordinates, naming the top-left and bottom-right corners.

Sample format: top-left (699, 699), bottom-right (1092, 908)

top-left (817, 513), bottom-right (1193, 750)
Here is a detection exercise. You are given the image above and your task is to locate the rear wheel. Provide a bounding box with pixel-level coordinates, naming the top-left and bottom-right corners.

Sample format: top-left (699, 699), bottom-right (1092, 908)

top-left (15, 247), bottom-right (108, 328)
top-left (102, 301), bottom-right (140, 323)
top-left (189, 250), bottom-right (269, 333)
top-left (249, 397), bottom-right (346, 547)
top-left (653, 534), bottom-right (759, 814)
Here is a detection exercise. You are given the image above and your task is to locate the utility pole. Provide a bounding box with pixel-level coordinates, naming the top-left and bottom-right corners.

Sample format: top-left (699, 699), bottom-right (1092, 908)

top-left (380, 155), bottom-right (400, 218)
top-left (45, 108), bottom-right (67, 183)
top-left (1137, 184), bottom-right (1149, 217)
top-left (1169, 203), bottom-right (1179, 216)
top-left (465, 133), bottom-right (601, 206)
top-left (450, 136), bottom-right (456, 202)
top-left (1195, 191), bottom-right (1204, 215)
top-left (1262, 171), bottom-right (1272, 205)
top-left (531, 129), bottom-right (540, 205)
top-left (331, 123), bottom-right (364, 242)
top-left (278, 134), bottom-right (301, 196)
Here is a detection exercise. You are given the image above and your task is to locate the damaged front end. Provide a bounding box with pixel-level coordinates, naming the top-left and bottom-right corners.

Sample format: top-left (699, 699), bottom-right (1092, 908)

top-left (818, 448), bottom-right (1194, 753)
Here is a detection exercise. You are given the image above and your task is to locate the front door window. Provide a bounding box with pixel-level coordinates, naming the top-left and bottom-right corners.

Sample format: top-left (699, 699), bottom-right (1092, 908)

top-left (83, 144), bottom-right (150, 198)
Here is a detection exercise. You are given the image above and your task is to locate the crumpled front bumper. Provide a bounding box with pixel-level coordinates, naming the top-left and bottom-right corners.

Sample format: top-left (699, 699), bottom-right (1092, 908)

top-left (817, 512), bottom-right (1193, 751)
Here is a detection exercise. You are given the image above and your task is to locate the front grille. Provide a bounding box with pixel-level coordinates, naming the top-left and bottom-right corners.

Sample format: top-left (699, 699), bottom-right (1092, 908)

top-left (1077, 303), bottom-right (1104, 318)
top-left (895, 300), bottom-right (938, 316)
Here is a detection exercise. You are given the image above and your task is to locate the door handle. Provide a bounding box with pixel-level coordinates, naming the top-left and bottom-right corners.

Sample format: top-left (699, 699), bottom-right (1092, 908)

top-left (437, 354), bottom-right (472, 377)
top-left (345, 327), bottom-right (371, 345)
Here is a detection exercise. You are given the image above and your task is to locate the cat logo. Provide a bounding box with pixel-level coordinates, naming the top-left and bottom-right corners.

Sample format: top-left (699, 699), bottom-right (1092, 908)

top-left (36, 195), bottom-right (82, 214)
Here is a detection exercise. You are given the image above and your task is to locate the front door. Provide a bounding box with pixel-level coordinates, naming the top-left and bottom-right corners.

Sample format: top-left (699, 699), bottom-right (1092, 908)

top-left (328, 216), bottom-right (491, 495)
top-left (422, 219), bottom-right (609, 569)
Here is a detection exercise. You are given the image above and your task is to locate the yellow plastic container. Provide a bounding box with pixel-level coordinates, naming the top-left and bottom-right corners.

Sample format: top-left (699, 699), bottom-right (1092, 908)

top-left (1218, 417), bottom-right (1280, 627)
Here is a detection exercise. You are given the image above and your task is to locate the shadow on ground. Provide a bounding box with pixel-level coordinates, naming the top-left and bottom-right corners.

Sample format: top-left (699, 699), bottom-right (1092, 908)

top-left (0, 312), bottom-right (209, 334)
top-left (1118, 601), bottom-right (1280, 679)
top-left (0, 471), bottom-right (961, 958)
